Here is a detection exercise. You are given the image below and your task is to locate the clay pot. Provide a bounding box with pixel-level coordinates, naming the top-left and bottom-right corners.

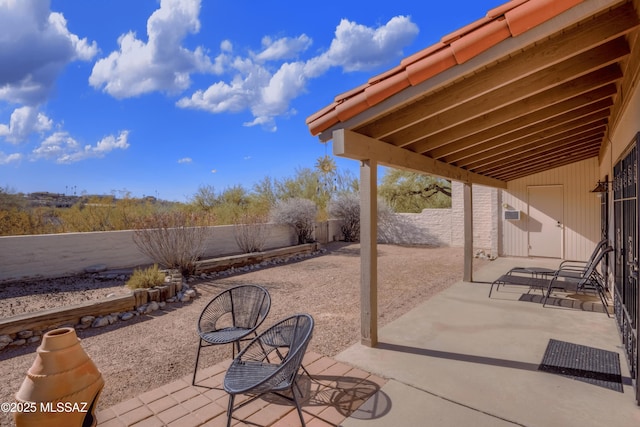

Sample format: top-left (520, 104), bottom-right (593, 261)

top-left (14, 327), bottom-right (104, 427)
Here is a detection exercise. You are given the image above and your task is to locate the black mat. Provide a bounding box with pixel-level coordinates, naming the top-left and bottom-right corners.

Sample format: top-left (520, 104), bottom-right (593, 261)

top-left (538, 339), bottom-right (623, 392)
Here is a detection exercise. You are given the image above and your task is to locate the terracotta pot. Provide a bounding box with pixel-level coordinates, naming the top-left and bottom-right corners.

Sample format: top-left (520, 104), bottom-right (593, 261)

top-left (14, 327), bottom-right (104, 427)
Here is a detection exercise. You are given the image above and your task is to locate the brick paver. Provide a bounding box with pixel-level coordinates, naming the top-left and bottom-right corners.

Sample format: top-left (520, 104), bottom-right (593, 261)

top-left (96, 352), bottom-right (386, 426)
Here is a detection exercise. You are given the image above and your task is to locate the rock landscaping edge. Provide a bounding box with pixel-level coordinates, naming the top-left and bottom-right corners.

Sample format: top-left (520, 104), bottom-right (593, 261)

top-left (0, 243), bottom-right (324, 352)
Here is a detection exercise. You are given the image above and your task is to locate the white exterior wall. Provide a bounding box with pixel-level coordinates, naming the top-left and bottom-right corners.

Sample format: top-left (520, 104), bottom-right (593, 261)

top-left (0, 223), bottom-right (302, 282)
top-left (380, 209), bottom-right (452, 246)
top-left (500, 157), bottom-right (600, 260)
top-left (380, 181), bottom-right (498, 255)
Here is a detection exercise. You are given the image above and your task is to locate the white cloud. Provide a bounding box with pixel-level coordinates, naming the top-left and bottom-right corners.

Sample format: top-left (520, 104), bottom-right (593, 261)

top-left (211, 169), bottom-right (217, 173)
top-left (178, 15), bottom-right (418, 130)
top-left (0, 106), bottom-right (53, 144)
top-left (255, 35), bottom-right (312, 62)
top-left (0, 0), bottom-right (98, 105)
top-left (178, 157), bottom-right (192, 164)
top-left (315, 16), bottom-right (419, 73)
top-left (89, 0), bottom-right (215, 98)
top-left (32, 130), bottom-right (130, 163)
top-left (0, 151), bottom-right (22, 164)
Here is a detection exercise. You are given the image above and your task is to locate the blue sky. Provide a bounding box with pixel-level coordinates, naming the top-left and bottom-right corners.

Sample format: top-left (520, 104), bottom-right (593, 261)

top-left (0, 0), bottom-right (504, 202)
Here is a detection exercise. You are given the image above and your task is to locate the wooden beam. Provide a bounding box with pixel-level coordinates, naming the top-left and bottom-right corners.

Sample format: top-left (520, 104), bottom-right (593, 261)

top-left (463, 183), bottom-right (473, 282)
top-left (478, 135), bottom-right (603, 176)
top-left (435, 94), bottom-right (614, 162)
top-left (355, 3), bottom-right (639, 140)
top-left (493, 151), bottom-right (600, 181)
top-left (463, 120), bottom-right (608, 171)
top-left (388, 38), bottom-right (629, 148)
top-left (408, 64), bottom-right (623, 154)
top-left (360, 159), bottom-right (378, 347)
top-left (333, 129), bottom-right (507, 189)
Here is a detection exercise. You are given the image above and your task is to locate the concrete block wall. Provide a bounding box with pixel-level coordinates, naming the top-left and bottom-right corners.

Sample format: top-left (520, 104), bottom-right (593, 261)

top-left (381, 182), bottom-right (498, 255)
top-left (379, 209), bottom-right (452, 246)
top-left (0, 221), bottom-right (338, 282)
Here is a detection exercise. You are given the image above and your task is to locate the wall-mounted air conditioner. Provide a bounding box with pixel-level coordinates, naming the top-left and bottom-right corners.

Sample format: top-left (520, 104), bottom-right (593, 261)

top-left (503, 210), bottom-right (521, 220)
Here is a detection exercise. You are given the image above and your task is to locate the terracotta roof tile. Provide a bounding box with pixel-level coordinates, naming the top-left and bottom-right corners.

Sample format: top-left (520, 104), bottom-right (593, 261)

top-left (505, 0), bottom-right (583, 36)
top-left (406, 46), bottom-right (458, 85)
top-left (305, 0), bottom-right (587, 136)
top-left (486, 0), bottom-right (528, 18)
top-left (450, 17), bottom-right (511, 64)
top-left (364, 70), bottom-right (411, 106)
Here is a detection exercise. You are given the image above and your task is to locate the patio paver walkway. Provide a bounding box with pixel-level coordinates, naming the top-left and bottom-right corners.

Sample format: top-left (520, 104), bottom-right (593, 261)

top-left (95, 352), bottom-right (386, 426)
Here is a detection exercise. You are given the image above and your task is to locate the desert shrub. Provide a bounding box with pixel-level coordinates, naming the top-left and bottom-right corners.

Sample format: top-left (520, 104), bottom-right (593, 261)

top-left (329, 193), bottom-right (396, 242)
top-left (329, 193), bottom-right (360, 242)
top-left (132, 211), bottom-right (211, 276)
top-left (233, 212), bottom-right (269, 253)
top-left (270, 198), bottom-right (317, 244)
top-left (125, 264), bottom-right (166, 290)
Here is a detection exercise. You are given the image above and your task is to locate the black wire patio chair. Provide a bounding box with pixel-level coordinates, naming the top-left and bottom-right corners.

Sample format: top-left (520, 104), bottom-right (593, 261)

top-left (192, 284), bottom-right (271, 386)
top-left (223, 313), bottom-right (314, 427)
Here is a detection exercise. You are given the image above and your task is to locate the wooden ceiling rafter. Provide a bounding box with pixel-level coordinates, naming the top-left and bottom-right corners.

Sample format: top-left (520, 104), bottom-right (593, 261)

top-left (431, 88), bottom-right (616, 161)
top-left (460, 116), bottom-right (610, 170)
top-left (475, 129), bottom-right (606, 175)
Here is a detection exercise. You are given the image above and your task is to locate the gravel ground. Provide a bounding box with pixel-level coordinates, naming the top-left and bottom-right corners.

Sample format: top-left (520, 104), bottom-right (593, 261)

top-left (0, 242), bottom-right (488, 426)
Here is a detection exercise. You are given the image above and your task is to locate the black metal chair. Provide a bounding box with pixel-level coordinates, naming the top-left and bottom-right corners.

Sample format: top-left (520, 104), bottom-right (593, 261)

top-left (223, 313), bottom-right (314, 427)
top-left (192, 284), bottom-right (271, 385)
top-left (543, 246), bottom-right (613, 316)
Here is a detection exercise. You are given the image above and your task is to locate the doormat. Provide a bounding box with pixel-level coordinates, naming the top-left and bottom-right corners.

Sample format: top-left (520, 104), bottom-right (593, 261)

top-left (538, 339), bottom-right (622, 392)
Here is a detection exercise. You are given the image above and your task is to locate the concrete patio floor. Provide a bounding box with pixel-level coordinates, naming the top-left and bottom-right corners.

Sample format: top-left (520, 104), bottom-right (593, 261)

top-left (338, 256), bottom-right (640, 427)
top-left (96, 256), bottom-right (640, 426)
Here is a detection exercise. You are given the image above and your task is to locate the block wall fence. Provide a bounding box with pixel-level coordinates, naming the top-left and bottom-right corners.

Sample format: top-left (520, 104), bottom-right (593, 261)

top-left (0, 184), bottom-right (497, 282)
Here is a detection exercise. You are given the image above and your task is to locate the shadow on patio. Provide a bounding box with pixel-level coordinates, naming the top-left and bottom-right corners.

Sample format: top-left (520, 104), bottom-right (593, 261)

top-left (96, 352), bottom-right (390, 426)
top-left (96, 257), bottom-right (639, 426)
top-left (336, 257), bottom-right (640, 427)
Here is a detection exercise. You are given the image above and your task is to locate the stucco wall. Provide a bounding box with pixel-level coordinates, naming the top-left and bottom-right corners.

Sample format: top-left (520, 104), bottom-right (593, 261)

top-left (380, 182), bottom-right (498, 254)
top-left (0, 222), bottom-right (341, 282)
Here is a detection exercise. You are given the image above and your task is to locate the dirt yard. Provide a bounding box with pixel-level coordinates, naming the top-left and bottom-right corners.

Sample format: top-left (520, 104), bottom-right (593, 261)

top-left (0, 242), bottom-right (488, 425)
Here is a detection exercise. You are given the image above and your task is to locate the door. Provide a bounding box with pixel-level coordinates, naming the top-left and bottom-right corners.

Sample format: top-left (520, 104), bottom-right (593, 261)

top-left (528, 185), bottom-right (563, 258)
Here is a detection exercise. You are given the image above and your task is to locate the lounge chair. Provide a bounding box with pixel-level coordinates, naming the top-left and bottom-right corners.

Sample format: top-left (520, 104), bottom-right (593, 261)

top-left (488, 239), bottom-right (610, 299)
top-left (542, 246), bottom-right (613, 316)
top-left (488, 267), bottom-right (554, 297)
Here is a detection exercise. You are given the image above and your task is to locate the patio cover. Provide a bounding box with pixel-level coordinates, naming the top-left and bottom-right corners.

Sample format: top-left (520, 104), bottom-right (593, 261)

top-left (305, 0), bottom-right (640, 346)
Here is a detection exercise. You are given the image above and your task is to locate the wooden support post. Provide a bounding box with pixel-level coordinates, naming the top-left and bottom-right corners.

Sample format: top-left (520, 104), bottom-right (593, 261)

top-left (360, 159), bottom-right (378, 347)
top-left (463, 182), bottom-right (474, 282)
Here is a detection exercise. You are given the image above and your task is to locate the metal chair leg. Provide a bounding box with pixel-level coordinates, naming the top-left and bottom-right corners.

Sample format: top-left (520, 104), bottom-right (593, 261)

top-left (290, 384), bottom-right (306, 427)
top-left (192, 340), bottom-right (203, 385)
top-left (226, 394), bottom-right (235, 427)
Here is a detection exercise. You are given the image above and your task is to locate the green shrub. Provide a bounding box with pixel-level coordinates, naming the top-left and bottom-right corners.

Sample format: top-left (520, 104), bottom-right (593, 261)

top-left (125, 264), bottom-right (166, 290)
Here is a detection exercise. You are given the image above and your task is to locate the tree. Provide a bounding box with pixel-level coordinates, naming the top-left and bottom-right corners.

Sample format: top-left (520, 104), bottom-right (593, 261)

top-left (190, 185), bottom-right (217, 211)
top-left (378, 168), bottom-right (451, 212)
top-left (252, 157), bottom-right (358, 221)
